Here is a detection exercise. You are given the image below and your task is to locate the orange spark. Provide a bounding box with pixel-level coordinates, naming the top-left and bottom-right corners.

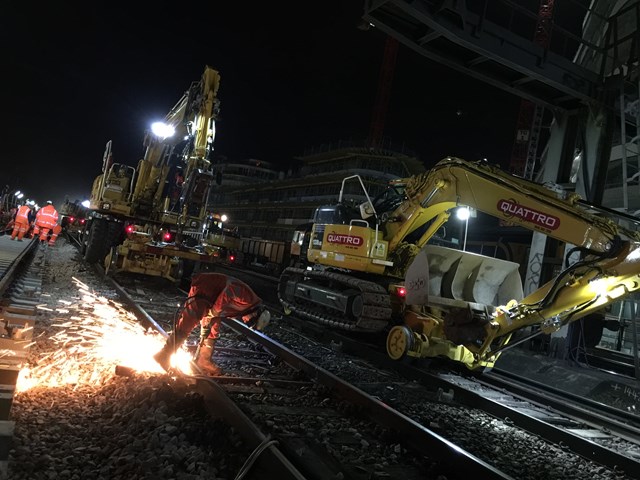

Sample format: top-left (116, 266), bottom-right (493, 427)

top-left (17, 278), bottom-right (193, 392)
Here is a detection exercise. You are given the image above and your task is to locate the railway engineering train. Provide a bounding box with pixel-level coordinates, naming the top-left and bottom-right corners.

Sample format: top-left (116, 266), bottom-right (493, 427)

top-left (81, 65), bottom-right (225, 282)
top-left (220, 224), bottom-right (313, 276)
top-left (275, 157), bottom-right (640, 370)
top-left (59, 199), bottom-right (89, 235)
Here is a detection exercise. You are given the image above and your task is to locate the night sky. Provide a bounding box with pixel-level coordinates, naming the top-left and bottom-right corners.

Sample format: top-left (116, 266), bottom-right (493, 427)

top-left (2, 1), bottom-right (520, 208)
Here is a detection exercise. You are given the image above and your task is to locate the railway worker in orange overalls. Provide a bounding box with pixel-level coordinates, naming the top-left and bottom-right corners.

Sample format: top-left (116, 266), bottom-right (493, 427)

top-left (10, 202), bottom-right (32, 241)
top-left (48, 223), bottom-right (63, 246)
top-left (33, 201), bottom-right (58, 243)
top-left (153, 273), bottom-right (271, 375)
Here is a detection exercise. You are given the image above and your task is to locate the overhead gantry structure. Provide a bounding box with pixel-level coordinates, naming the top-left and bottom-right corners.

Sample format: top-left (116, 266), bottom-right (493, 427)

top-left (362, 0), bottom-right (640, 293)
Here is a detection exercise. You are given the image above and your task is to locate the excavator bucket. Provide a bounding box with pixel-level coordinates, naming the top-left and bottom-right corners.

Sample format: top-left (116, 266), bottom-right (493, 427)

top-left (407, 245), bottom-right (524, 308)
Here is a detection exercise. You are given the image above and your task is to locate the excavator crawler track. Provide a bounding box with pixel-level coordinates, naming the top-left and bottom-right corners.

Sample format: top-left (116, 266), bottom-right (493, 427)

top-left (278, 267), bottom-right (392, 332)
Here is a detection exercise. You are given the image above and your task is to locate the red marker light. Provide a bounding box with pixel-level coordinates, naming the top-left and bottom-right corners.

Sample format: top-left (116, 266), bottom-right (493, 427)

top-left (229, 254), bottom-right (235, 262)
top-left (125, 225), bottom-right (135, 234)
top-left (396, 286), bottom-right (407, 297)
top-left (69, 217), bottom-right (75, 223)
top-left (80, 219), bottom-right (85, 224)
top-left (163, 232), bottom-right (171, 241)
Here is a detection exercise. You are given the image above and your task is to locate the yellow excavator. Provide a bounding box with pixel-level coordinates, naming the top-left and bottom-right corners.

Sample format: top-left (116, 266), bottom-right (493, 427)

top-left (278, 157), bottom-right (640, 369)
top-left (83, 65), bottom-right (229, 282)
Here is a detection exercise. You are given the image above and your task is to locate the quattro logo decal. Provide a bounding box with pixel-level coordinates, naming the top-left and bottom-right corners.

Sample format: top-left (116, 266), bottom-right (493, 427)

top-left (327, 233), bottom-right (364, 246)
top-left (497, 199), bottom-right (560, 230)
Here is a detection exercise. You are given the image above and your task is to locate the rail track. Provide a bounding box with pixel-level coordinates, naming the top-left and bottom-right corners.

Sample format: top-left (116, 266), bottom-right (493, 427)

top-left (266, 317), bottom-right (640, 479)
top-left (6, 231), bottom-right (638, 479)
top-left (0, 235), bottom-right (43, 476)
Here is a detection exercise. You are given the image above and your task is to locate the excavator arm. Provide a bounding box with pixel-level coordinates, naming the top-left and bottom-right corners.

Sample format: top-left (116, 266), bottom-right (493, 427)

top-left (385, 157), bottom-right (640, 367)
top-left (385, 157), bottom-right (620, 253)
top-left (90, 65), bottom-right (221, 223)
top-left (136, 66), bottom-right (221, 213)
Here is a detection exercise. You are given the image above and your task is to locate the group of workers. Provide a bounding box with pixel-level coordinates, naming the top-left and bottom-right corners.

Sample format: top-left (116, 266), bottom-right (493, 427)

top-left (10, 200), bottom-right (61, 245)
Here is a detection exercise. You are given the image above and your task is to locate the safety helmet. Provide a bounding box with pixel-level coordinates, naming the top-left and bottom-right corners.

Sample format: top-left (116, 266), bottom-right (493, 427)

top-left (46, 200), bottom-right (53, 205)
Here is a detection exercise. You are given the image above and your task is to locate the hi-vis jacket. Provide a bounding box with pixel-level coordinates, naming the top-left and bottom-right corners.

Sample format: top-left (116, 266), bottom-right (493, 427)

top-left (15, 205), bottom-right (31, 224)
top-left (35, 205), bottom-right (59, 229)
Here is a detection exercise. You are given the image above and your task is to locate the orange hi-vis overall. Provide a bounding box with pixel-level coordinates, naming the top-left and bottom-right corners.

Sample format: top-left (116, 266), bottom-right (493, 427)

top-left (11, 205), bottom-right (31, 240)
top-left (176, 273), bottom-right (263, 340)
top-left (34, 205), bottom-right (58, 242)
top-left (48, 224), bottom-right (63, 246)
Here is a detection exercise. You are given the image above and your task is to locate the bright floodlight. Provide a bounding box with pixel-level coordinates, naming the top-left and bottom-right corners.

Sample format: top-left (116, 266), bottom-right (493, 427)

top-left (220, 214), bottom-right (228, 222)
top-left (14, 190), bottom-right (21, 196)
top-left (151, 122), bottom-right (175, 139)
top-left (456, 207), bottom-right (470, 221)
top-left (17, 193), bottom-right (24, 199)
top-left (81, 200), bottom-right (90, 208)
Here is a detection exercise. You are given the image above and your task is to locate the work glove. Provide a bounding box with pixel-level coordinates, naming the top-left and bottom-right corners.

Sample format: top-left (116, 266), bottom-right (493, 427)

top-left (255, 309), bottom-right (271, 331)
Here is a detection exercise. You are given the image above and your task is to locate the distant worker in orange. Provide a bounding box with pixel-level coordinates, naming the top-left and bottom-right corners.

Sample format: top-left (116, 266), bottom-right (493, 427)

top-left (11, 202), bottom-right (32, 241)
top-left (33, 201), bottom-right (59, 243)
top-left (48, 224), bottom-right (63, 246)
top-left (153, 273), bottom-right (271, 375)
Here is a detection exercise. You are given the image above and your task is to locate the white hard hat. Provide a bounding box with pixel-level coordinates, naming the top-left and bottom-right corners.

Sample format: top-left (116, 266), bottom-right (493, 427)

top-left (46, 200), bottom-right (53, 205)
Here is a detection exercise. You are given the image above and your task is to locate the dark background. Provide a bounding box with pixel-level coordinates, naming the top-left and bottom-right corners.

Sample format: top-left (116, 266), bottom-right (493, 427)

top-left (1, 1), bottom-right (520, 207)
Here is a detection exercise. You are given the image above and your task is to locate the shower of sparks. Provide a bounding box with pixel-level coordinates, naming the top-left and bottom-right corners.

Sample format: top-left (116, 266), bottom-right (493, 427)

top-left (17, 277), bottom-right (193, 392)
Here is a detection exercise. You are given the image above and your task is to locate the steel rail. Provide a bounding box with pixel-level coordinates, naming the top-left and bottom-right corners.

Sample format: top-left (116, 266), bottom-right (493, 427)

top-left (438, 372), bottom-right (640, 478)
top-left (484, 368), bottom-right (640, 438)
top-left (222, 317), bottom-right (513, 480)
top-left (0, 236), bottom-right (40, 473)
top-left (275, 316), bottom-right (640, 478)
top-left (94, 263), bottom-right (169, 338)
top-left (0, 238), bottom-right (38, 296)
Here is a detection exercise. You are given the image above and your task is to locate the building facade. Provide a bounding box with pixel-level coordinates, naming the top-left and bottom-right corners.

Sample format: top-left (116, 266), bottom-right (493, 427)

top-left (209, 142), bottom-right (424, 242)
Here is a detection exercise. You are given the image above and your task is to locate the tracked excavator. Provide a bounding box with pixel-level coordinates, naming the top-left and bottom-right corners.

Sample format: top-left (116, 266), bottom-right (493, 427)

top-left (278, 157), bottom-right (640, 369)
top-left (83, 65), bottom-right (231, 282)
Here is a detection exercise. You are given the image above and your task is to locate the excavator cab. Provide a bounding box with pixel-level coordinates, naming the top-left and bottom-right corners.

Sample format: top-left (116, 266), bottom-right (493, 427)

top-left (372, 184), bottom-right (406, 221)
top-left (89, 160), bottom-right (136, 216)
top-left (358, 183), bottom-right (407, 227)
top-left (102, 163), bottom-right (135, 203)
top-left (313, 204), bottom-right (359, 225)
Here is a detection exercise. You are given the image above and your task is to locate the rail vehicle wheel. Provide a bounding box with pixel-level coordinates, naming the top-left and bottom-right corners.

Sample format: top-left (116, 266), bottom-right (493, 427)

top-left (386, 325), bottom-right (415, 360)
top-left (84, 219), bottom-right (122, 265)
top-left (83, 218), bottom-right (109, 264)
top-left (106, 220), bottom-right (123, 247)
